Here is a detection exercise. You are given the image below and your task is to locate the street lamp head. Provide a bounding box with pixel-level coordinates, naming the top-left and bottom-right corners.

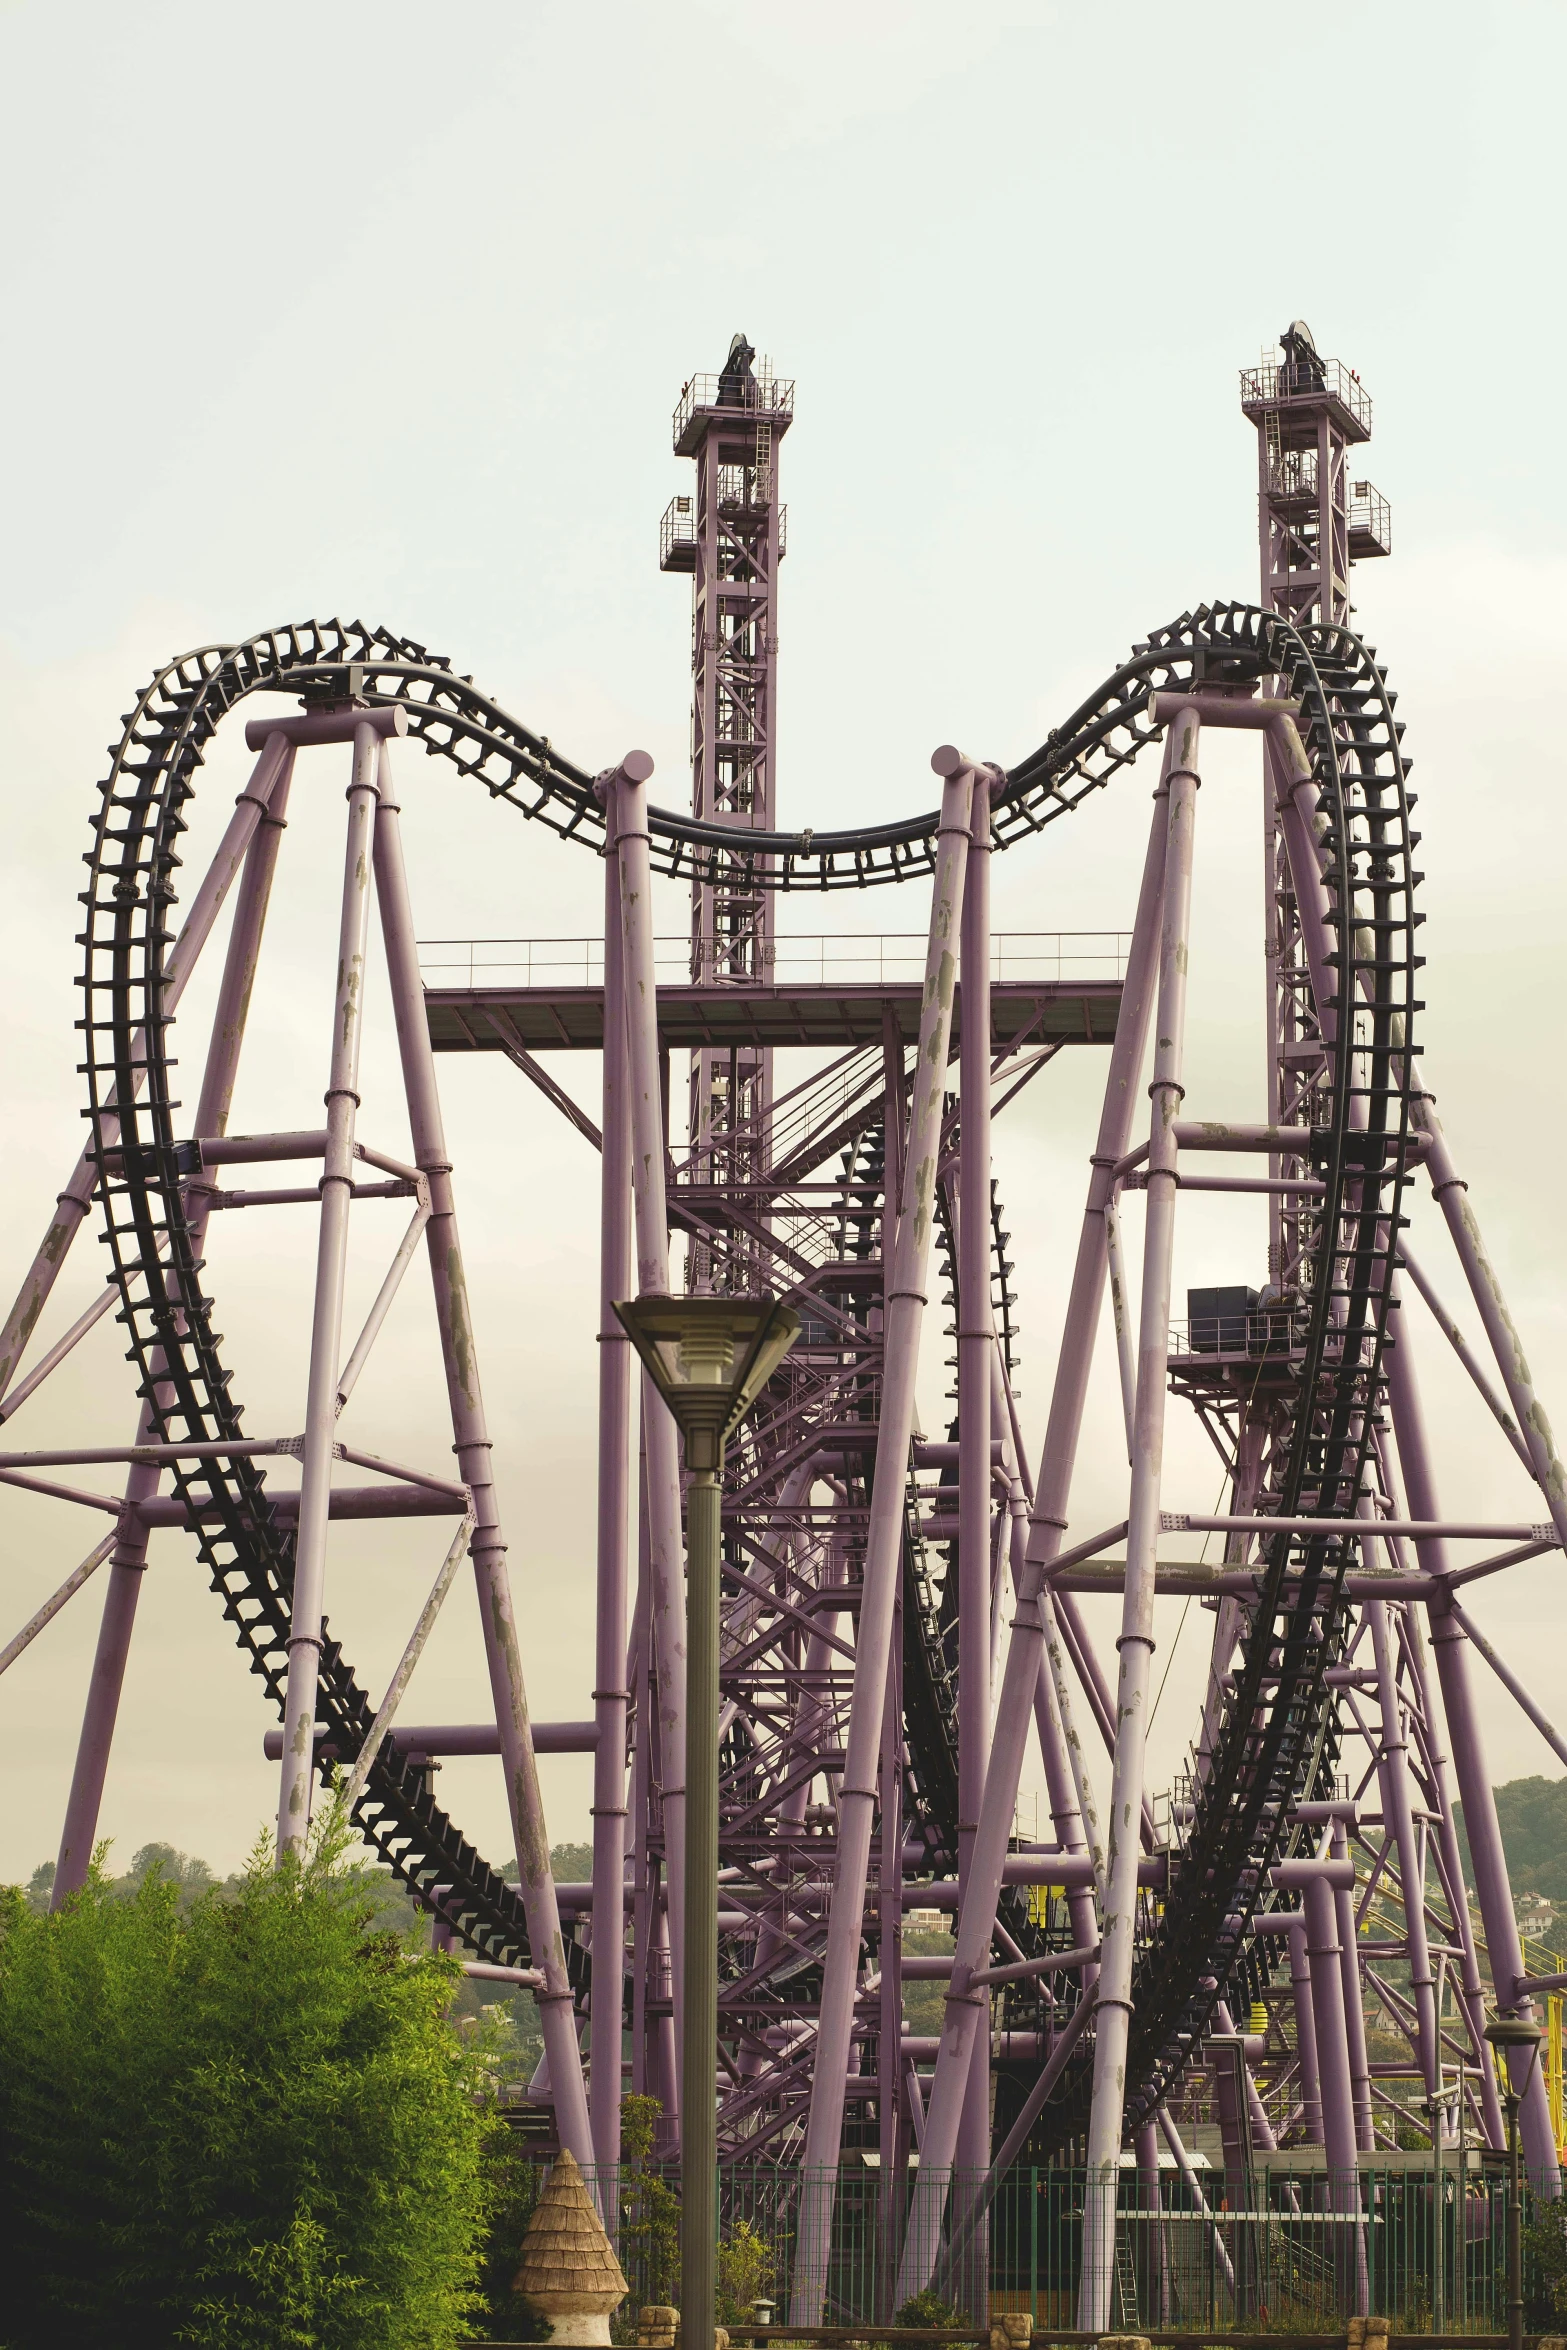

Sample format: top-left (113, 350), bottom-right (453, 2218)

top-left (1485, 2011), bottom-right (1544, 2116)
top-left (613, 1294), bottom-right (801, 1473)
top-left (1485, 2014), bottom-right (1544, 2053)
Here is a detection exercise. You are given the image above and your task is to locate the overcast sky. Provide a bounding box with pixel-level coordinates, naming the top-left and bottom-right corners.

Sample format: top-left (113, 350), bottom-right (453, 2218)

top-left (1, 0), bottom-right (1564, 1885)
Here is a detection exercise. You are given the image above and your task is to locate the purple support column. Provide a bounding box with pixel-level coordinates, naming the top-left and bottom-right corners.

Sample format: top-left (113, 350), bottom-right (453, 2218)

top-left (591, 790), bottom-right (635, 2171)
top-left (1332, 1822), bottom-right (1375, 2153)
top-left (789, 748), bottom-right (977, 2326)
top-left (1366, 1592), bottom-right (1440, 2104)
top-left (957, 772), bottom-right (994, 2185)
top-left (879, 1627), bottom-right (904, 2312)
top-left (1213, 1997), bottom-right (1277, 2153)
top-left (1299, 1868), bottom-right (1360, 2167)
top-left (1079, 711), bottom-right (1202, 2334)
top-left (276, 723), bottom-right (380, 1856)
top-left (611, 752), bottom-right (688, 2140)
top-left (895, 771), bottom-right (1171, 2305)
top-left (1288, 1917), bottom-right (1324, 2143)
top-left (1297, 1861), bottom-right (1365, 2310)
top-left (1135, 2118), bottom-right (1168, 2325)
top-left (54, 743), bottom-right (297, 1901)
top-left (629, 1545), bottom-right (651, 2102)
top-left (1397, 1599), bottom-right (1506, 2148)
top-left (371, 747), bottom-right (593, 2167)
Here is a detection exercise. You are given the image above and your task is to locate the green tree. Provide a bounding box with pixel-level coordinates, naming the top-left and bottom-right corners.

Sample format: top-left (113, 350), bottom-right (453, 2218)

top-left (619, 2094), bottom-right (681, 2309)
top-left (1526, 2195), bottom-right (1567, 2328)
top-left (716, 2218), bottom-right (776, 2329)
top-left (0, 1814), bottom-right (494, 2349)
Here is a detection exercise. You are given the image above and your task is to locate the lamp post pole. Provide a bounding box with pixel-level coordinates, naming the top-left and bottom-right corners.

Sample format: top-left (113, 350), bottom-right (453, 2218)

top-left (1485, 2013), bottom-right (1542, 2350)
top-left (612, 1294), bottom-right (801, 2350)
top-left (683, 1446), bottom-right (722, 2350)
top-left (1425, 2083), bottom-right (1445, 2343)
top-left (1509, 2078), bottom-right (1523, 2350)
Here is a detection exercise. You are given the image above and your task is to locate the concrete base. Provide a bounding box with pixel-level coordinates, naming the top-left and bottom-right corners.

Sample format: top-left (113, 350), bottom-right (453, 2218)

top-left (543, 2317), bottom-right (614, 2346)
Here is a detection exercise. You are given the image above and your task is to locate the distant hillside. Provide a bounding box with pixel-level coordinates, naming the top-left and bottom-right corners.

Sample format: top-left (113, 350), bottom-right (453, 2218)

top-left (1456, 1774), bottom-right (1567, 1904)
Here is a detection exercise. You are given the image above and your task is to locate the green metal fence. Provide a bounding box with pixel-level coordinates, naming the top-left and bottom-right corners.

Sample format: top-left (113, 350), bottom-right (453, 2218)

top-left (510, 2161), bottom-right (1525, 2335)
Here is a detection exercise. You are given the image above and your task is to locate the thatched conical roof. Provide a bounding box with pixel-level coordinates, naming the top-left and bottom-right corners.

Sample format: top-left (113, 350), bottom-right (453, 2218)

top-left (513, 2148), bottom-right (629, 2311)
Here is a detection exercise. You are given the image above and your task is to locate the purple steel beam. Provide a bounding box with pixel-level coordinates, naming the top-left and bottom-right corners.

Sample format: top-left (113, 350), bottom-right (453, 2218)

top-left (275, 724), bottom-right (380, 1855)
top-left (894, 761), bottom-right (1171, 2303)
top-left (0, 730), bottom-right (295, 1403)
top-left (1397, 1241), bottom-right (1535, 1476)
top-left (591, 780), bottom-right (635, 2171)
top-left (1157, 2107), bottom-right (1237, 2296)
top-left (789, 748), bottom-right (978, 2325)
top-left (1078, 709), bottom-right (1202, 2333)
top-left (0, 1532), bottom-right (117, 1678)
top-left (372, 745), bottom-right (594, 2167)
top-left (262, 1720), bottom-right (597, 1760)
top-left (612, 751), bottom-right (689, 2143)
top-left (55, 744), bottom-right (296, 1901)
top-left (1443, 1590), bottom-right (1567, 1773)
top-left (956, 770), bottom-right (994, 2185)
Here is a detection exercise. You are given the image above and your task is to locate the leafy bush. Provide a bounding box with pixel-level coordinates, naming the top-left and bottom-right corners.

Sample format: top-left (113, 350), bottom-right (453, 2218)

top-left (619, 2093), bottom-right (682, 2309)
top-left (893, 2287), bottom-right (965, 2329)
top-left (716, 2218), bottom-right (776, 2328)
top-left (0, 1816), bottom-right (494, 2349)
top-left (1526, 2193), bottom-right (1567, 2328)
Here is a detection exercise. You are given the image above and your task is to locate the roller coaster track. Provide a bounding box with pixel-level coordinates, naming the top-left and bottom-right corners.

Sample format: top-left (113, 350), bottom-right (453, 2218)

top-left (80, 604), bottom-right (1416, 2154)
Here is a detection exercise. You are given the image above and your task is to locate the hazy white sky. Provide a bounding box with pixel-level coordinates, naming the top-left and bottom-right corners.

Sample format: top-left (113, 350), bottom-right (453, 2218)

top-left (1, 0), bottom-right (1564, 1883)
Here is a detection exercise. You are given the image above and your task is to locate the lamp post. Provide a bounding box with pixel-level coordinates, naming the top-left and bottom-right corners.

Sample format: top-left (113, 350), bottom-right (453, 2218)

top-left (1485, 2012), bottom-right (1543, 2350)
top-left (615, 1294), bottom-right (800, 2350)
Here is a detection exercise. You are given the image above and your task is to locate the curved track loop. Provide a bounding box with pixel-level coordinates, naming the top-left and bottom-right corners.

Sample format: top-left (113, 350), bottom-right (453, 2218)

top-left (80, 603), bottom-right (1417, 2136)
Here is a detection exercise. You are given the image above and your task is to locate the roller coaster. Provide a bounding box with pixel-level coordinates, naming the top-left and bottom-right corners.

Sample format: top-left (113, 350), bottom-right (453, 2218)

top-left (2, 324), bottom-right (1564, 2329)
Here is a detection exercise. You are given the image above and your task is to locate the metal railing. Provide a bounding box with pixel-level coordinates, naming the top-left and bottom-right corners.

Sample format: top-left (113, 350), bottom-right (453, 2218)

top-left (660, 493), bottom-right (790, 568)
top-left (661, 496), bottom-right (696, 566)
top-left (418, 933), bottom-right (1131, 993)
top-left (1241, 356), bottom-right (1373, 434)
top-left (1351, 481), bottom-right (1394, 558)
top-left (497, 2160), bottom-right (1524, 2334)
top-left (674, 370), bottom-right (796, 447)
top-left (1170, 1309), bottom-right (1305, 1360)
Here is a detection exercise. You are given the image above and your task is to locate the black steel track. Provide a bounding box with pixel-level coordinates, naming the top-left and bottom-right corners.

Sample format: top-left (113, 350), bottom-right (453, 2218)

top-left (79, 600), bottom-right (1415, 2098)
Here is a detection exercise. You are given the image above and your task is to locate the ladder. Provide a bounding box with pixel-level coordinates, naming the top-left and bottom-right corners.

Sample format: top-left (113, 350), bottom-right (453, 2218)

top-left (1113, 2237), bottom-right (1141, 2330)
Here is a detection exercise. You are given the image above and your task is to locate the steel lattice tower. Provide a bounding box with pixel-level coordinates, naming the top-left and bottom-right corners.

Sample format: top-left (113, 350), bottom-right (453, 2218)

top-left (661, 335), bottom-right (793, 1286)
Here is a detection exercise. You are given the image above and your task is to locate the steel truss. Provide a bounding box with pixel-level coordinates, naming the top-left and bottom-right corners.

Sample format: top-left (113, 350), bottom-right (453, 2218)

top-left (1, 330), bottom-right (1564, 2332)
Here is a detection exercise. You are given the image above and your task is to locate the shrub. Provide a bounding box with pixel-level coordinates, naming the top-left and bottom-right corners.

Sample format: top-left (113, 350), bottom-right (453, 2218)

top-left (893, 2288), bottom-right (965, 2329)
top-left (1526, 2193), bottom-right (1567, 2328)
top-left (716, 2218), bottom-right (776, 2328)
top-left (0, 1815), bottom-right (493, 2349)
